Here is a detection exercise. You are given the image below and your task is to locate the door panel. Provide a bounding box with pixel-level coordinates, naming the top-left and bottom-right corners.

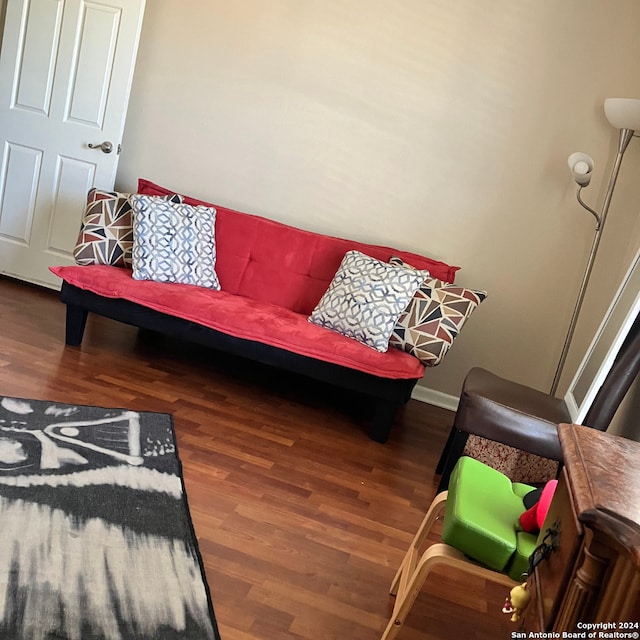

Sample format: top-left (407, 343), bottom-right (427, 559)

top-left (67, 3), bottom-right (121, 127)
top-left (0, 0), bottom-right (146, 287)
top-left (48, 155), bottom-right (95, 254)
top-left (13, 0), bottom-right (64, 115)
top-left (0, 142), bottom-right (41, 244)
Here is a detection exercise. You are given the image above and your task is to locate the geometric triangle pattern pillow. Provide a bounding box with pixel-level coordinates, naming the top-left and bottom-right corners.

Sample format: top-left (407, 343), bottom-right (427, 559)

top-left (308, 250), bottom-right (429, 352)
top-left (388, 256), bottom-right (487, 366)
top-left (73, 189), bottom-right (182, 268)
top-left (129, 194), bottom-right (220, 290)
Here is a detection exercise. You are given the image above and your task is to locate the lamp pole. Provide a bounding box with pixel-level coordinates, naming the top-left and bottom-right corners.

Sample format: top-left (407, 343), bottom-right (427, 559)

top-left (551, 128), bottom-right (635, 396)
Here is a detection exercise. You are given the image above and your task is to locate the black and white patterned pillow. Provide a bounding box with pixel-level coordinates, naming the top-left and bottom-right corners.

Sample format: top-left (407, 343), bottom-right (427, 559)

top-left (129, 195), bottom-right (220, 290)
top-left (308, 251), bottom-right (429, 352)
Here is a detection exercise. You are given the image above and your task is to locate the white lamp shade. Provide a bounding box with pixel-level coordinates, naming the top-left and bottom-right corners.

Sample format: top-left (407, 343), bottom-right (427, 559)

top-left (604, 98), bottom-right (640, 131)
top-left (568, 152), bottom-right (594, 187)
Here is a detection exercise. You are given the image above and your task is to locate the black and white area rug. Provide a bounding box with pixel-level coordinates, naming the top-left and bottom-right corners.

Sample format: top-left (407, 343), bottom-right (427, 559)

top-left (0, 396), bottom-right (221, 640)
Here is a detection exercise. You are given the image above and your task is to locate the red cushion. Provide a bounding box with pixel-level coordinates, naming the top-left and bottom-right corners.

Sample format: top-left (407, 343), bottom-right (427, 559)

top-left (518, 480), bottom-right (558, 533)
top-left (518, 503), bottom-right (539, 533)
top-left (50, 265), bottom-right (427, 380)
top-left (136, 179), bottom-right (460, 315)
top-left (536, 479), bottom-right (558, 529)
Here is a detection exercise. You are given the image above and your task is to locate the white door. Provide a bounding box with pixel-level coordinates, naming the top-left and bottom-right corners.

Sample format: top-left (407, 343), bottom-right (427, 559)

top-left (0, 0), bottom-right (145, 288)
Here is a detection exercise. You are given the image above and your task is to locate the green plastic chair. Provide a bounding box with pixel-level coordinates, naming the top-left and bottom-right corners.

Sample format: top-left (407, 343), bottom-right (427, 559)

top-left (382, 456), bottom-right (538, 640)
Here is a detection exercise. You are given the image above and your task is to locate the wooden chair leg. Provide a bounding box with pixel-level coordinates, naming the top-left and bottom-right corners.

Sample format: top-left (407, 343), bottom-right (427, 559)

top-left (383, 542), bottom-right (516, 640)
top-left (389, 492), bottom-right (448, 596)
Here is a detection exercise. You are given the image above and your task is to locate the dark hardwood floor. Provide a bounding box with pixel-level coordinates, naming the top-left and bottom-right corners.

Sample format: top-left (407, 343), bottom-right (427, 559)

top-left (0, 276), bottom-right (513, 640)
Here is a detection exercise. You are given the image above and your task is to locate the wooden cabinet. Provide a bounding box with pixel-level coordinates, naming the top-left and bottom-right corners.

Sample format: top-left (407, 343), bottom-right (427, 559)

top-left (523, 423), bottom-right (640, 632)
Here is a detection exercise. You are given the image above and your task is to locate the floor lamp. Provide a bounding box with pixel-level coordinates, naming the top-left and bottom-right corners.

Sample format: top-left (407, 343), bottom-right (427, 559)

top-left (551, 98), bottom-right (640, 396)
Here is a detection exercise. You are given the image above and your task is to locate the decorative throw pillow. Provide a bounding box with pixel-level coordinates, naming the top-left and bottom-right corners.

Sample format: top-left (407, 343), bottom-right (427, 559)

top-left (73, 189), bottom-right (182, 267)
top-left (129, 195), bottom-right (220, 290)
top-left (388, 256), bottom-right (487, 366)
top-left (308, 251), bottom-right (429, 352)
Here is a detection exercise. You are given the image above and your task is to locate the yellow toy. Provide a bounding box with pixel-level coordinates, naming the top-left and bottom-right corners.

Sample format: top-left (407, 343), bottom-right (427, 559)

top-left (502, 582), bottom-right (531, 622)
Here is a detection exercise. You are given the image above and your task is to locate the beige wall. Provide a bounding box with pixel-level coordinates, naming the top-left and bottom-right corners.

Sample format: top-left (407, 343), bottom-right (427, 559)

top-left (116, 0), bottom-right (640, 401)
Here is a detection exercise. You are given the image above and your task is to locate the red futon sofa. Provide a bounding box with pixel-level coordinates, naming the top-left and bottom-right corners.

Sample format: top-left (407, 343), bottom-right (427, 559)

top-left (51, 179), bottom-right (460, 442)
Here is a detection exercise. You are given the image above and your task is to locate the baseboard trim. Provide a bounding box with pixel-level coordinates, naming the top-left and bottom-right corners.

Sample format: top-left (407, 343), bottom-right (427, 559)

top-left (411, 385), bottom-right (459, 412)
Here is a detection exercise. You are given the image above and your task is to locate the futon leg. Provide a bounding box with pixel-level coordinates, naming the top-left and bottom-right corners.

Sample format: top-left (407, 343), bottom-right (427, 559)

top-left (369, 399), bottom-right (398, 443)
top-left (65, 304), bottom-right (88, 346)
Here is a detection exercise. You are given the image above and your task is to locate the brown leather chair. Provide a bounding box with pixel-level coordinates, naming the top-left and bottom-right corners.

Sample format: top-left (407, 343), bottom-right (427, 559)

top-left (435, 314), bottom-right (640, 493)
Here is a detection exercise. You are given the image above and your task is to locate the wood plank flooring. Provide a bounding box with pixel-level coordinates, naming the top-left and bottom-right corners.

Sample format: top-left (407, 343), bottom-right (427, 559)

top-left (0, 276), bottom-right (514, 640)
